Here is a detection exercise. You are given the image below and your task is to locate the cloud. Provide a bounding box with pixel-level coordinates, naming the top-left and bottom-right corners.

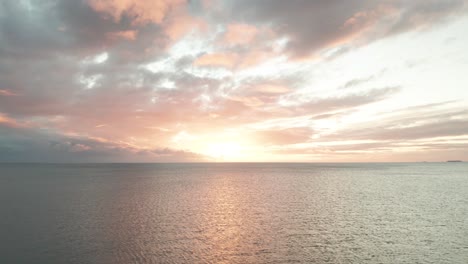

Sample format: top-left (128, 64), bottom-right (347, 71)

top-left (342, 76), bottom-right (375, 89)
top-left (0, 89), bottom-right (18, 96)
top-left (290, 86), bottom-right (401, 116)
top-left (225, 0), bottom-right (468, 57)
top-left (315, 106), bottom-right (468, 146)
top-left (163, 10), bottom-right (207, 41)
top-left (0, 124), bottom-right (207, 162)
top-left (272, 138), bottom-right (468, 162)
top-left (337, 118), bottom-right (468, 141)
top-left (86, 0), bottom-right (187, 25)
top-left (252, 127), bottom-right (314, 145)
top-left (222, 23), bottom-right (258, 46)
top-left (0, 113), bottom-right (24, 128)
top-left (0, 0), bottom-right (467, 162)
top-left (108, 30), bottom-right (138, 40)
top-left (194, 52), bottom-right (239, 68)
top-left (0, 0), bottom-right (122, 58)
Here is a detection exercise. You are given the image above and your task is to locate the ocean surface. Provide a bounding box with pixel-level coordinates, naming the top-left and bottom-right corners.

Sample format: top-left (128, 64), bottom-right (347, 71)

top-left (1, 162), bottom-right (467, 263)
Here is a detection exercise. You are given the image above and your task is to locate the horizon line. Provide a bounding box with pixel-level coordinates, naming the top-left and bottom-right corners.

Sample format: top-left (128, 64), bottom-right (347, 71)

top-left (0, 161), bottom-right (464, 164)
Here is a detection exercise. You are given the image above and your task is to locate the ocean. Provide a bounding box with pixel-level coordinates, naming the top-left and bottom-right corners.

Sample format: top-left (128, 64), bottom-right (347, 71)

top-left (1, 162), bottom-right (467, 263)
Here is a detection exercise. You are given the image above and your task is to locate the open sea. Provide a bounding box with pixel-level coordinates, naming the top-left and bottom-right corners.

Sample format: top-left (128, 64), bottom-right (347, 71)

top-left (1, 162), bottom-right (467, 263)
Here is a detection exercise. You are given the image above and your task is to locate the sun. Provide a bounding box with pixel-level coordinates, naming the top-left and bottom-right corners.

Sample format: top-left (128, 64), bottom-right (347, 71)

top-left (204, 142), bottom-right (243, 160)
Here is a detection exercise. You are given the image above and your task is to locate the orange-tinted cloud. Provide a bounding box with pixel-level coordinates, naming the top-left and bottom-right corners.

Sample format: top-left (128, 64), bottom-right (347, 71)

top-left (193, 49), bottom-right (277, 69)
top-left (194, 52), bottom-right (239, 68)
top-left (0, 113), bottom-right (23, 128)
top-left (238, 50), bottom-right (274, 68)
top-left (87, 0), bottom-right (187, 25)
top-left (222, 23), bottom-right (258, 46)
top-left (252, 127), bottom-right (314, 145)
top-left (252, 84), bottom-right (291, 94)
top-left (163, 12), bottom-right (207, 41)
top-left (108, 30), bottom-right (138, 40)
top-left (0, 89), bottom-right (18, 96)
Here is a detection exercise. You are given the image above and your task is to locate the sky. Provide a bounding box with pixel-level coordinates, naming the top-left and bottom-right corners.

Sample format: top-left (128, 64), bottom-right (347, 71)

top-left (0, 0), bottom-right (468, 162)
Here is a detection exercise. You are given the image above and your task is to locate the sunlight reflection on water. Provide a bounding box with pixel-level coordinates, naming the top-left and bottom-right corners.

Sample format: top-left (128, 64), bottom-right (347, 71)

top-left (1, 163), bottom-right (468, 263)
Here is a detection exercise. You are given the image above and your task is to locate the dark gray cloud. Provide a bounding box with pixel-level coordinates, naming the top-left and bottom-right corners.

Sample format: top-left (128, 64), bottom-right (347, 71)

top-left (224, 0), bottom-right (468, 57)
top-left (0, 0), bottom-right (173, 65)
top-left (0, 124), bottom-right (206, 162)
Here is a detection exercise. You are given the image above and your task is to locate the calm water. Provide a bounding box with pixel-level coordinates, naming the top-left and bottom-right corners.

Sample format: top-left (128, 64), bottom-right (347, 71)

top-left (1, 163), bottom-right (467, 263)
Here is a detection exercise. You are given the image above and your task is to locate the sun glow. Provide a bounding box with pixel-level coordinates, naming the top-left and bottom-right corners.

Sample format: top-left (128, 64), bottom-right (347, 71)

top-left (204, 142), bottom-right (243, 160)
